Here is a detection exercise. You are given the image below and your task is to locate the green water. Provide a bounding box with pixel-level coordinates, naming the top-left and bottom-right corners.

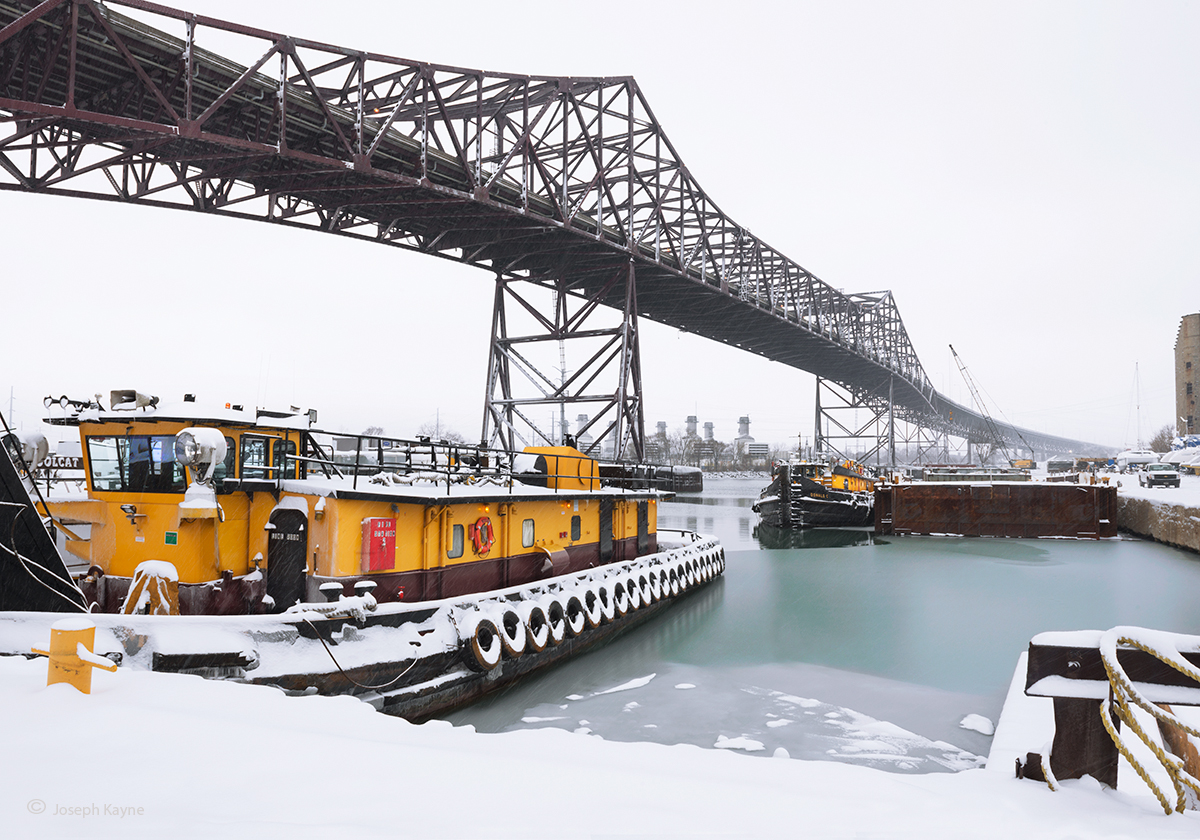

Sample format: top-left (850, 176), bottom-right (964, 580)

top-left (445, 477), bottom-right (1200, 769)
top-left (660, 478), bottom-right (1200, 697)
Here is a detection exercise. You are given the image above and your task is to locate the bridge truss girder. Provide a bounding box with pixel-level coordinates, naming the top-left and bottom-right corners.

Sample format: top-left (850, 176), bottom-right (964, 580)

top-left (0, 1), bottom-right (1107, 457)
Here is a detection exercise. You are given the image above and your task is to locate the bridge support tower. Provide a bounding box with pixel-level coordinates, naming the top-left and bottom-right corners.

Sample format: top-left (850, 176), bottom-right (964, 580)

top-left (814, 376), bottom-right (973, 468)
top-left (482, 261), bottom-right (645, 461)
top-left (813, 377), bottom-right (897, 468)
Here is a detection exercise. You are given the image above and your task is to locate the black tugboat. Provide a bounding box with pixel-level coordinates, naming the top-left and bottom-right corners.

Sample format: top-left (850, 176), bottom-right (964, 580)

top-left (752, 460), bottom-right (874, 529)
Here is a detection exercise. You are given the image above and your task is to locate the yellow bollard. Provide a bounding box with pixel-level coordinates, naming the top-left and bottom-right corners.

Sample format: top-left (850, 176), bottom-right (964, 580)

top-left (31, 617), bottom-right (118, 694)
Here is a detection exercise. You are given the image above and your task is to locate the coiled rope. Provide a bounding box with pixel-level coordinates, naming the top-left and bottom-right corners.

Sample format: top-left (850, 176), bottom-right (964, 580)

top-left (1093, 627), bottom-right (1200, 815)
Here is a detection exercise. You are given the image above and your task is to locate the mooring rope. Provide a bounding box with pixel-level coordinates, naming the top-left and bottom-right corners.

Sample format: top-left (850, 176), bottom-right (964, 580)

top-left (1096, 628), bottom-right (1200, 815)
top-left (299, 616), bottom-right (417, 691)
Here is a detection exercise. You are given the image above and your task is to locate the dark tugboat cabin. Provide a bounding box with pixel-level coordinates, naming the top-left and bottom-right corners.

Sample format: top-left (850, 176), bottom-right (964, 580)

top-left (753, 460), bottom-right (875, 529)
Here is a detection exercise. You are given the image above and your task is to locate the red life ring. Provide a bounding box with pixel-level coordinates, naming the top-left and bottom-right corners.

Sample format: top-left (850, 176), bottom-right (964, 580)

top-left (471, 516), bottom-right (495, 555)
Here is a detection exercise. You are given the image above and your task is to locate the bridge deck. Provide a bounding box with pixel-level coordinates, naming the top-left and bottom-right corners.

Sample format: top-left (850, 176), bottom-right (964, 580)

top-left (0, 1), bottom-right (1104, 454)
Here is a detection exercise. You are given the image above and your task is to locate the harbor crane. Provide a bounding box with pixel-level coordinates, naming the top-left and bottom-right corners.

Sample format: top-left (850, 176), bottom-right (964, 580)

top-left (949, 345), bottom-right (1035, 465)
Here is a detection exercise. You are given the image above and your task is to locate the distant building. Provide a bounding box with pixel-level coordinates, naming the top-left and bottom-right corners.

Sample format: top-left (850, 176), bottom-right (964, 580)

top-left (574, 413), bottom-right (594, 450)
top-left (1178, 314), bottom-right (1200, 435)
top-left (735, 415), bottom-right (753, 444)
top-left (685, 415), bottom-right (698, 437)
top-left (703, 422), bottom-right (714, 441)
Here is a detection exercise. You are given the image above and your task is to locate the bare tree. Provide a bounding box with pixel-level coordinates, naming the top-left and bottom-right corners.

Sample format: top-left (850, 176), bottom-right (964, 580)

top-left (417, 421), bottom-right (464, 443)
top-left (362, 425), bottom-right (385, 437)
top-left (1149, 424), bottom-right (1176, 453)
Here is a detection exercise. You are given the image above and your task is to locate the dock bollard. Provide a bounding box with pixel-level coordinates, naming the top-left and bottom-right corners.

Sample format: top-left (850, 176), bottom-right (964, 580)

top-left (30, 617), bottom-right (118, 694)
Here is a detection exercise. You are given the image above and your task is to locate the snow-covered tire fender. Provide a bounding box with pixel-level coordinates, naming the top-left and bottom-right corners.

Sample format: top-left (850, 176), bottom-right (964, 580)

top-left (648, 571), bottom-right (662, 602)
top-left (499, 608), bottom-right (527, 659)
top-left (463, 617), bottom-right (502, 671)
top-left (563, 593), bottom-right (587, 637)
top-left (625, 577), bottom-right (641, 610)
top-left (521, 603), bottom-right (550, 653)
top-left (582, 588), bottom-right (604, 629)
top-left (636, 574), bottom-right (651, 606)
top-left (612, 581), bottom-right (629, 618)
top-left (667, 567), bottom-right (680, 597)
top-left (597, 585), bottom-right (616, 623)
top-left (543, 598), bottom-right (567, 646)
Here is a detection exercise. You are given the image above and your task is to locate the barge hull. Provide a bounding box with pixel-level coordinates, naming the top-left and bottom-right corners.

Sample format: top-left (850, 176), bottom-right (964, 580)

top-left (874, 483), bottom-right (1118, 538)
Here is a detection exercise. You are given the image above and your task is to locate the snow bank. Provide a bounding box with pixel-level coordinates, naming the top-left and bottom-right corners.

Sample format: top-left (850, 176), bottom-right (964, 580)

top-left (2, 655), bottom-right (1199, 839)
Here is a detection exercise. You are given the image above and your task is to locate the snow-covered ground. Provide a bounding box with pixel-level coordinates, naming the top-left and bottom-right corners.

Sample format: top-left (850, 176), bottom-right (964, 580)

top-left (3, 653), bottom-right (1199, 839)
top-left (1116, 468), bottom-right (1200, 508)
top-left (4, 467), bottom-right (1198, 837)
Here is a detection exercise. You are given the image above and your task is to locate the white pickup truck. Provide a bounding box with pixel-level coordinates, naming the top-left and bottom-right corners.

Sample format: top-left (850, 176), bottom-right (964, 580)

top-left (1138, 462), bottom-right (1181, 488)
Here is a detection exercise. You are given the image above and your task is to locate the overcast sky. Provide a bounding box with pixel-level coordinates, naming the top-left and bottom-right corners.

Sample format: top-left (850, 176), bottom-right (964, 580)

top-left (2, 0), bottom-right (1195, 452)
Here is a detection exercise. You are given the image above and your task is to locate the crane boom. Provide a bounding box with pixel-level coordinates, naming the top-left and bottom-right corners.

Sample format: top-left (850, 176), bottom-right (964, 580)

top-left (949, 345), bottom-right (1033, 463)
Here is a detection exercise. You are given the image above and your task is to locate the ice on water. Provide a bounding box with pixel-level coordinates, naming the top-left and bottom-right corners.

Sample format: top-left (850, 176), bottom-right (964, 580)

top-left (451, 659), bottom-right (990, 774)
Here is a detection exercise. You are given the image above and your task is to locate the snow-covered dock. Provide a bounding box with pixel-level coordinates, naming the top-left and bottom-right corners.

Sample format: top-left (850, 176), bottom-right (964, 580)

top-left (3, 650), bottom-right (1199, 839)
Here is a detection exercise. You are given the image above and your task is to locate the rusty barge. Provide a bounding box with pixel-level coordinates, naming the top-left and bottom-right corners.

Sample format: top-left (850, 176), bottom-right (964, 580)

top-left (874, 479), bottom-right (1118, 539)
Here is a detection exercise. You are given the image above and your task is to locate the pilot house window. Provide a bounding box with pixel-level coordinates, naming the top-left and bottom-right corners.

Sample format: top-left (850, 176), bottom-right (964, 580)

top-left (522, 518), bottom-right (535, 548)
top-left (240, 437), bottom-right (268, 479)
top-left (87, 435), bottom-right (186, 493)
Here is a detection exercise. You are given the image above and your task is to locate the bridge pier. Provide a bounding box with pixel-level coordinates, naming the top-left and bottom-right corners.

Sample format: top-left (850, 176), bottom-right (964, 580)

top-left (814, 377), bottom-right (896, 468)
top-left (481, 262), bottom-right (645, 462)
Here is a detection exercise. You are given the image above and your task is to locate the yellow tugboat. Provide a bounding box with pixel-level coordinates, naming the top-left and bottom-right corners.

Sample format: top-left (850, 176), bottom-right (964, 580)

top-left (753, 459), bottom-right (875, 529)
top-left (0, 390), bottom-right (724, 719)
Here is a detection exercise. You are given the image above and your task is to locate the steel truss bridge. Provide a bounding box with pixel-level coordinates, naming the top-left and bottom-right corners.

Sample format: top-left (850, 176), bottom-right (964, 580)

top-left (0, 0), bottom-right (1102, 460)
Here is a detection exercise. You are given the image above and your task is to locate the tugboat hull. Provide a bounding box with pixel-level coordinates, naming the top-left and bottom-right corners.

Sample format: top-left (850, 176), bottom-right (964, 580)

top-left (753, 462), bottom-right (873, 529)
top-left (0, 532), bottom-right (724, 721)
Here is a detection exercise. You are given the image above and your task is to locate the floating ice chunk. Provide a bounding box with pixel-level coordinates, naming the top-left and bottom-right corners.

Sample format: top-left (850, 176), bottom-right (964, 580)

top-left (595, 674), bottom-right (655, 695)
top-left (959, 714), bottom-right (995, 736)
top-left (714, 735), bottom-right (765, 752)
top-left (565, 694), bottom-right (584, 701)
top-left (776, 693), bottom-right (820, 708)
top-left (766, 719), bottom-right (792, 728)
top-left (521, 716), bottom-right (566, 723)
top-left (674, 683), bottom-right (696, 690)
top-left (574, 727), bottom-right (592, 735)
top-left (772, 747), bottom-right (790, 759)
